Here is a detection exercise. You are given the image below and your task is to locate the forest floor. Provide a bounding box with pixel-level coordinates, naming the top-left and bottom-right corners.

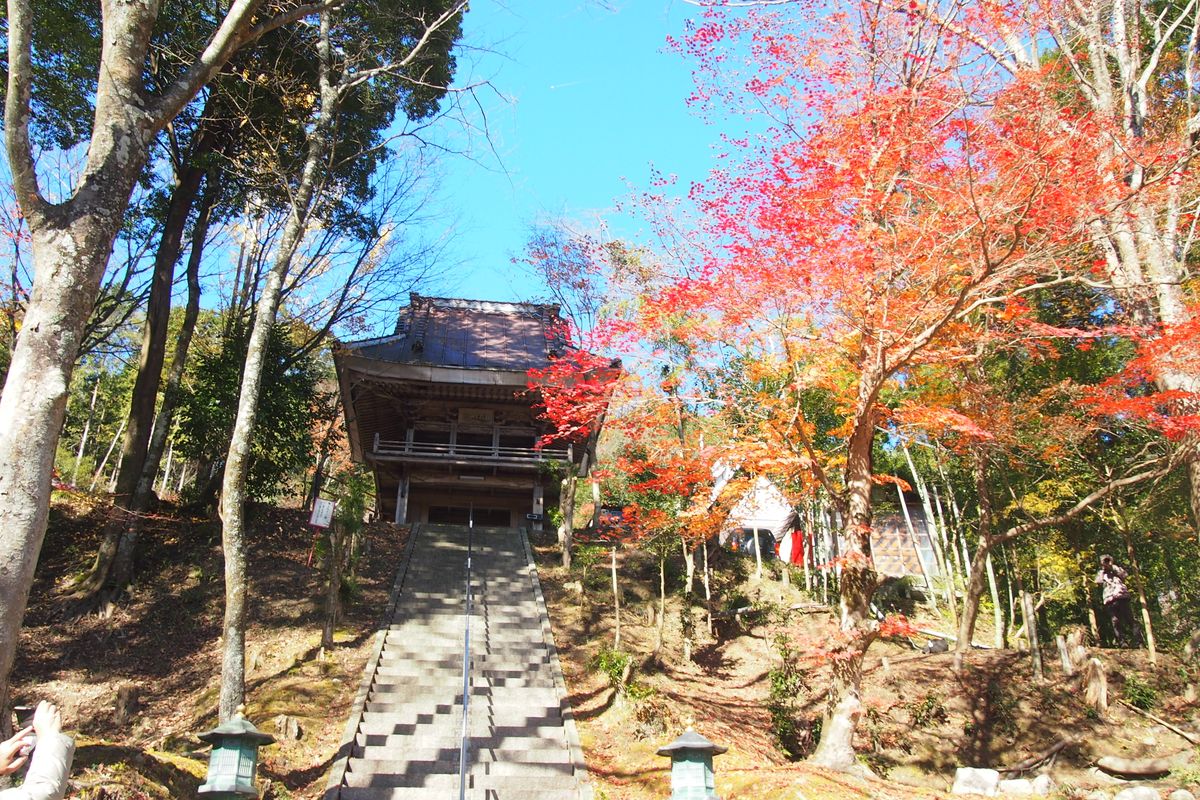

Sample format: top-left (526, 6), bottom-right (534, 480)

top-left (531, 538), bottom-right (1200, 800)
top-left (16, 493), bottom-right (408, 800)
top-left (14, 497), bottom-right (1200, 799)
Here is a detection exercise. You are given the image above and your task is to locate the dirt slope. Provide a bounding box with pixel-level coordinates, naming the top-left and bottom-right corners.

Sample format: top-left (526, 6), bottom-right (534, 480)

top-left (529, 536), bottom-right (1200, 800)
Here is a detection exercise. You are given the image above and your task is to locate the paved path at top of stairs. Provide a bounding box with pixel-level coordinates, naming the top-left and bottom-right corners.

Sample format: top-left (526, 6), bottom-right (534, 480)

top-left (325, 524), bottom-right (590, 800)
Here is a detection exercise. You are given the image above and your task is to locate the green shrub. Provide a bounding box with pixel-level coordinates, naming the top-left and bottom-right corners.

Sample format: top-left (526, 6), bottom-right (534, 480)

top-left (906, 693), bottom-right (947, 728)
top-left (591, 647), bottom-right (631, 690)
top-left (1122, 674), bottom-right (1158, 710)
top-left (765, 634), bottom-right (811, 759)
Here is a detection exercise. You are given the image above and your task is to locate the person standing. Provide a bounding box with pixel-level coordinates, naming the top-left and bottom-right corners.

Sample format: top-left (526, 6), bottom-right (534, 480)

top-left (1095, 555), bottom-right (1140, 648)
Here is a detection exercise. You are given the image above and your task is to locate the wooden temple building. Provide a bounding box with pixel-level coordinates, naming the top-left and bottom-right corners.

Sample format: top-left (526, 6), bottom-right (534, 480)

top-left (333, 294), bottom-right (590, 528)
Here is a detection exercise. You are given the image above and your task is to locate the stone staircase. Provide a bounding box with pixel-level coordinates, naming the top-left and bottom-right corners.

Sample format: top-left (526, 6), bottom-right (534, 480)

top-left (325, 523), bottom-right (590, 799)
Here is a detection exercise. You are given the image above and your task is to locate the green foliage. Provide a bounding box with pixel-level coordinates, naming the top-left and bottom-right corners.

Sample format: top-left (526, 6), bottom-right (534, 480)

top-left (986, 679), bottom-right (1019, 737)
top-left (1169, 761), bottom-right (1200, 787)
top-left (625, 682), bottom-right (656, 702)
top-left (174, 319), bottom-right (320, 501)
top-left (591, 647), bottom-right (631, 691)
top-left (57, 359), bottom-right (138, 487)
top-left (1121, 674), bottom-right (1158, 710)
top-left (905, 693), bottom-right (948, 728)
top-left (765, 634), bottom-right (810, 759)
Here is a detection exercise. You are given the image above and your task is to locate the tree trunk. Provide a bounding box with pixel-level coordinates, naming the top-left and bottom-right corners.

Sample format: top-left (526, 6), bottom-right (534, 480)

top-left (90, 417), bottom-right (127, 493)
top-left (931, 481), bottom-right (966, 588)
top-left (610, 545), bottom-right (621, 650)
top-left (681, 537), bottom-right (696, 596)
top-left (955, 451), bottom-right (994, 671)
top-left (1019, 586), bottom-right (1044, 681)
top-left (702, 539), bottom-right (713, 638)
top-left (321, 519), bottom-right (344, 650)
top-left (1119, 519), bottom-right (1157, 664)
top-left (0, 215), bottom-right (129, 712)
top-left (955, 544), bottom-right (990, 673)
top-left (558, 448), bottom-right (583, 569)
top-left (159, 441), bottom-right (174, 496)
top-left (77, 155), bottom-right (214, 601)
top-left (902, 443), bottom-right (954, 617)
top-left (113, 150), bottom-right (210, 503)
top-left (897, 481), bottom-right (942, 614)
top-left (809, 402), bottom-right (878, 774)
top-left (985, 552), bottom-right (1005, 649)
top-left (218, 3), bottom-right (355, 718)
top-left (654, 553), bottom-right (665, 654)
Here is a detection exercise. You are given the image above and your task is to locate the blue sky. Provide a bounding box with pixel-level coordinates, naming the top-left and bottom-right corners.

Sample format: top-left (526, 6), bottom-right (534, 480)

top-left (426, 1), bottom-right (718, 303)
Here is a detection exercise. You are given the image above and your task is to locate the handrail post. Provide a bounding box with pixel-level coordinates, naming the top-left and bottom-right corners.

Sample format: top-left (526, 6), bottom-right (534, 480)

top-left (458, 520), bottom-right (473, 800)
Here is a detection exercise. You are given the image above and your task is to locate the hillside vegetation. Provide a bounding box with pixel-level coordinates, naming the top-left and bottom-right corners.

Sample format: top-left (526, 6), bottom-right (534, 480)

top-left (18, 499), bottom-right (1200, 799)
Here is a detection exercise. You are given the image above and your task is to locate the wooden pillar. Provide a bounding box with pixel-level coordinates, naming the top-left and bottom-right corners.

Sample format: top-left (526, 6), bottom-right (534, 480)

top-left (532, 478), bottom-right (545, 532)
top-left (395, 472), bottom-right (410, 525)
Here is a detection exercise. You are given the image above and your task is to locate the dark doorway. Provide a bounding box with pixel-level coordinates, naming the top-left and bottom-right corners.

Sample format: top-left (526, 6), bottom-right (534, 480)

top-left (474, 508), bottom-right (512, 527)
top-left (428, 506), bottom-right (471, 525)
top-left (427, 506), bottom-right (512, 527)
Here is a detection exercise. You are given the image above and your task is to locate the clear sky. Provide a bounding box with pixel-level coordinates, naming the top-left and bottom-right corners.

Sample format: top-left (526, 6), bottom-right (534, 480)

top-left (424, 1), bottom-right (718, 303)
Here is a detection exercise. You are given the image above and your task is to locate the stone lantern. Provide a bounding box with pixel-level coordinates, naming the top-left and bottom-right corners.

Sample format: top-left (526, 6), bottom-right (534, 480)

top-left (656, 727), bottom-right (727, 800)
top-left (197, 708), bottom-right (276, 799)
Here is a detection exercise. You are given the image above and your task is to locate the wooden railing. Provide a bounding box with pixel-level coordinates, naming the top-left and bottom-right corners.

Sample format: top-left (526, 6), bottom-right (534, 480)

top-left (373, 434), bottom-right (568, 464)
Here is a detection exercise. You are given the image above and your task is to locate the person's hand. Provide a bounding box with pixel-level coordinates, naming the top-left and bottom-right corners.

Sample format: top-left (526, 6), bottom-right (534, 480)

top-left (0, 726), bottom-right (34, 774)
top-left (30, 701), bottom-right (61, 739)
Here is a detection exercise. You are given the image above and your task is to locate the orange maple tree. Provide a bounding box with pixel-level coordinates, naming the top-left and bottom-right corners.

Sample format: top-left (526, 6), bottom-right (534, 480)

top-left (651, 0), bottom-right (1132, 772)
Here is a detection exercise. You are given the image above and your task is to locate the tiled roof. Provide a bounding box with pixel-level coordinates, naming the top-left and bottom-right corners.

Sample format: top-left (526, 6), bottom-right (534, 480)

top-left (347, 294), bottom-right (568, 371)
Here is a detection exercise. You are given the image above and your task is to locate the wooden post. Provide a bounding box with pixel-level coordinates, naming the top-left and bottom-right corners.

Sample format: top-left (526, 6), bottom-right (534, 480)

top-left (394, 473), bottom-right (409, 525)
top-left (1056, 634), bottom-right (1074, 676)
top-left (1084, 657), bottom-right (1108, 715)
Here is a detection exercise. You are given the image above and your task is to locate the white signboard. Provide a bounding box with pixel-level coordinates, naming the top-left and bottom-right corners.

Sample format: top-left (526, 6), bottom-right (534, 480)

top-left (310, 498), bottom-right (336, 529)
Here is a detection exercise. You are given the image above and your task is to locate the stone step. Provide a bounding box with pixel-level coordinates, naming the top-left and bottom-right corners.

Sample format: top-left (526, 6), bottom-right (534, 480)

top-left (353, 745), bottom-right (571, 764)
top-left (367, 681), bottom-right (561, 697)
top-left (337, 787), bottom-right (580, 800)
top-left (328, 525), bottom-right (585, 800)
top-left (359, 706), bottom-right (564, 726)
top-left (357, 714), bottom-right (567, 737)
top-left (349, 758), bottom-right (575, 778)
top-left (365, 689), bottom-right (563, 709)
top-left (343, 770), bottom-right (575, 791)
top-left (377, 651), bottom-right (551, 666)
top-left (355, 731), bottom-right (571, 751)
top-left (376, 652), bottom-right (549, 662)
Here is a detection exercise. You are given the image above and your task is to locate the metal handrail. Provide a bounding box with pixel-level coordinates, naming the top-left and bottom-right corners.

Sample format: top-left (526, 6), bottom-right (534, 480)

top-left (458, 515), bottom-right (473, 800)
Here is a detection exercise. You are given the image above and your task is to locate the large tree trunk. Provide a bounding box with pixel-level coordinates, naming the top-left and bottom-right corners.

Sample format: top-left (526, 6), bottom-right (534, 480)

top-left (74, 146), bottom-right (213, 602)
top-left (809, 403), bottom-right (878, 774)
top-left (0, 217), bottom-right (130, 712)
top-left (955, 452), bottom-right (995, 671)
top-left (109, 184), bottom-right (214, 594)
top-left (558, 450), bottom-right (584, 570)
top-left (115, 146), bottom-right (211, 501)
top-left (218, 11), bottom-right (337, 719)
top-left (0, 0), bottom-right (284, 719)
